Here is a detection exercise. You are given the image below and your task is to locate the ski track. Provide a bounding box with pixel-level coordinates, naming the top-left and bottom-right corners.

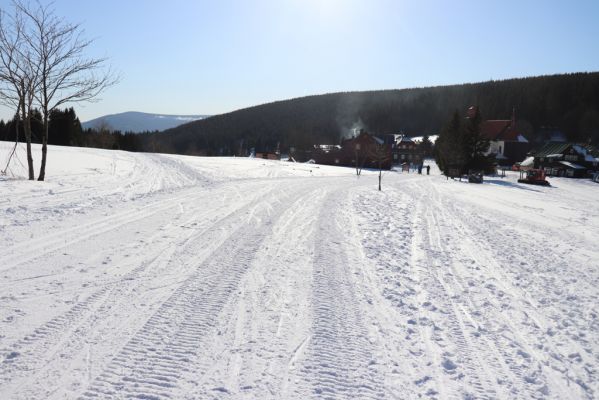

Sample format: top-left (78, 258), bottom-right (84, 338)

top-left (351, 175), bottom-right (598, 399)
top-left (176, 185), bottom-right (328, 398)
top-left (438, 187), bottom-right (598, 399)
top-left (0, 182), bottom-right (280, 399)
top-left (2, 143), bottom-right (599, 399)
top-left (296, 188), bottom-right (384, 400)
top-left (77, 180), bottom-right (336, 400)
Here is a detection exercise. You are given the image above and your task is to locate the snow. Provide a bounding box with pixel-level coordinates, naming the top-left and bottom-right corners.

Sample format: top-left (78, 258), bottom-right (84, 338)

top-left (1, 142), bottom-right (599, 399)
top-left (559, 160), bottom-right (586, 169)
top-left (411, 134), bottom-right (439, 144)
top-left (585, 154), bottom-right (599, 163)
top-left (81, 111), bottom-right (208, 133)
top-left (521, 156), bottom-right (534, 167)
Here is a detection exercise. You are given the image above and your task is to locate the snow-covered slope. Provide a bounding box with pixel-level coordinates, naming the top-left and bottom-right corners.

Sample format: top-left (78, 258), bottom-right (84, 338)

top-left (1, 142), bottom-right (598, 399)
top-left (82, 111), bottom-right (209, 133)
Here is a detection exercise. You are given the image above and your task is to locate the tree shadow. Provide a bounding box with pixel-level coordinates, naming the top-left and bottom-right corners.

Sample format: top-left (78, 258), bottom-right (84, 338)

top-left (484, 179), bottom-right (545, 193)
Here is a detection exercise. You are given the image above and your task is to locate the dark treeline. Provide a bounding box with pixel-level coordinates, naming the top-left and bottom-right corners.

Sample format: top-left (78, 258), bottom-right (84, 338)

top-left (149, 72), bottom-right (599, 156)
top-left (0, 107), bottom-right (147, 152)
top-left (2, 72), bottom-right (598, 157)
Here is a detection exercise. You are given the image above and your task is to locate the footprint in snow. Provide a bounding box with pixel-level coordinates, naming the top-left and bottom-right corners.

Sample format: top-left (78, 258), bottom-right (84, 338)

top-left (442, 358), bottom-right (458, 373)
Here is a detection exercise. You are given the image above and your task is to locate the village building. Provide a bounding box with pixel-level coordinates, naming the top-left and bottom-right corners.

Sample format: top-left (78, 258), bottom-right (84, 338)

top-left (254, 151), bottom-right (280, 160)
top-left (313, 130), bottom-right (392, 169)
top-left (479, 108), bottom-right (531, 166)
top-left (310, 144), bottom-right (342, 165)
top-left (530, 142), bottom-right (599, 178)
top-left (392, 135), bottom-right (423, 165)
top-left (253, 143), bottom-right (281, 160)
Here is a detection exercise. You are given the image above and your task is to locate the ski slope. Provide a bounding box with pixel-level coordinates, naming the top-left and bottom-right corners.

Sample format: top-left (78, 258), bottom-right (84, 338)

top-left (1, 142), bottom-right (598, 399)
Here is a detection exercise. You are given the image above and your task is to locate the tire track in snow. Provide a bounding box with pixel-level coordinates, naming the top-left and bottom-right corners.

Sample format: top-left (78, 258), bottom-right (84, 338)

top-left (414, 180), bottom-right (568, 399)
top-left (433, 184), bottom-right (595, 398)
top-left (0, 188), bottom-right (202, 273)
top-left (350, 182), bottom-right (440, 398)
top-left (0, 183), bottom-right (279, 399)
top-left (416, 199), bottom-right (502, 400)
top-left (77, 183), bottom-right (307, 399)
top-left (1, 152), bottom-right (214, 244)
top-left (177, 185), bottom-right (329, 398)
top-left (298, 190), bottom-right (384, 399)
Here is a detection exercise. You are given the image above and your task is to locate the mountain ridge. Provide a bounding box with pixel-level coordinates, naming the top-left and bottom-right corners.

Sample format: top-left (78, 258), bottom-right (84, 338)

top-left (146, 72), bottom-right (599, 155)
top-left (82, 111), bottom-right (209, 133)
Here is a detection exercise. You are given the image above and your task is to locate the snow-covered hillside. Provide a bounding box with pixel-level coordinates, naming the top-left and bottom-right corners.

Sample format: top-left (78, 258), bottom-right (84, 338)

top-left (1, 142), bottom-right (598, 399)
top-left (82, 111), bottom-right (208, 133)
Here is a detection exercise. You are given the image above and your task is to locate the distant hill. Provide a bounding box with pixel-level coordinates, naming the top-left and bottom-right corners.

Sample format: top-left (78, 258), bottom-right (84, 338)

top-left (82, 111), bottom-right (209, 133)
top-left (144, 72), bottom-right (599, 155)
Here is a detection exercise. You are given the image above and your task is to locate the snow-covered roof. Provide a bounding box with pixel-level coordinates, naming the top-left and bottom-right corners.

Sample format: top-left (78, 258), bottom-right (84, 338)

top-left (573, 145), bottom-right (586, 155)
top-left (585, 154), bottom-right (599, 162)
top-left (411, 135), bottom-right (438, 144)
top-left (395, 135), bottom-right (414, 144)
top-left (520, 156), bottom-right (534, 167)
top-left (546, 154), bottom-right (563, 158)
top-left (559, 161), bottom-right (586, 169)
top-left (570, 145), bottom-right (599, 162)
top-left (315, 144), bottom-right (340, 150)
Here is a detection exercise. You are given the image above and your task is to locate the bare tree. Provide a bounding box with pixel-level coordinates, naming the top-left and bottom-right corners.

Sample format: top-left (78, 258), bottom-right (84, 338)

top-left (17, 0), bottom-right (117, 181)
top-left (0, 3), bottom-right (38, 179)
top-left (369, 142), bottom-right (391, 191)
top-left (354, 143), bottom-right (365, 176)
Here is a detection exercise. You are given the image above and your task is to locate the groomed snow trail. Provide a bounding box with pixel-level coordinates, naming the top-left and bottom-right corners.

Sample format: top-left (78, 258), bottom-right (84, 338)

top-left (297, 189), bottom-right (384, 399)
top-left (1, 143), bottom-right (599, 399)
top-left (353, 173), bottom-right (599, 399)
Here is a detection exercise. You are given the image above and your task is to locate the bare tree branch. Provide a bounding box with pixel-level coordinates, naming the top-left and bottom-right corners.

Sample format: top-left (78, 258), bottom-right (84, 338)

top-left (0, 2), bottom-right (37, 179)
top-left (14, 0), bottom-right (118, 180)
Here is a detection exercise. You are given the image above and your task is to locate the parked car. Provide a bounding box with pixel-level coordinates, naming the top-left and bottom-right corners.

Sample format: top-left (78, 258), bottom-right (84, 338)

top-left (468, 170), bottom-right (483, 183)
top-left (512, 162), bottom-right (521, 171)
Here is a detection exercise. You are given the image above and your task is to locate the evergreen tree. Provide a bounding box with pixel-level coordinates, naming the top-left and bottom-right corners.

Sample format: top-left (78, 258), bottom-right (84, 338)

top-left (48, 107), bottom-right (83, 146)
top-left (435, 110), bottom-right (465, 175)
top-left (0, 119), bottom-right (7, 141)
top-left (462, 107), bottom-right (494, 173)
top-left (419, 134), bottom-right (433, 157)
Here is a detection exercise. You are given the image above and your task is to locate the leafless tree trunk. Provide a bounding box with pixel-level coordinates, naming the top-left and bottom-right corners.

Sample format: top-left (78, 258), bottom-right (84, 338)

top-left (355, 148), bottom-right (364, 176)
top-left (0, 3), bottom-right (36, 179)
top-left (16, 0), bottom-right (117, 181)
top-left (369, 143), bottom-right (391, 191)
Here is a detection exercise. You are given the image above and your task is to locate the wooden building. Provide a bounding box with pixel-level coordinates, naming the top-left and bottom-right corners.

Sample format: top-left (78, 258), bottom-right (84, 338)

top-left (531, 142), bottom-right (599, 178)
top-left (479, 108), bottom-right (531, 166)
top-left (313, 130), bottom-right (392, 169)
top-left (392, 135), bottom-right (423, 165)
top-left (254, 151), bottom-right (280, 160)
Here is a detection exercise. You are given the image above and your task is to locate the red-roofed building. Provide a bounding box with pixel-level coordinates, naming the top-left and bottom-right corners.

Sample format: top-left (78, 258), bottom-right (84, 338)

top-left (479, 108), bottom-right (531, 166)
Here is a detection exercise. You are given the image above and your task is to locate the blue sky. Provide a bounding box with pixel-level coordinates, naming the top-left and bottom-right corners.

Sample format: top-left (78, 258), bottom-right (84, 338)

top-left (1, 0), bottom-right (598, 121)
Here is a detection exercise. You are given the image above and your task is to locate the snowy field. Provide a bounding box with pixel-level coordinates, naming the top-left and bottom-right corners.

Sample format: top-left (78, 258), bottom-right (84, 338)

top-left (1, 142), bottom-right (598, 399)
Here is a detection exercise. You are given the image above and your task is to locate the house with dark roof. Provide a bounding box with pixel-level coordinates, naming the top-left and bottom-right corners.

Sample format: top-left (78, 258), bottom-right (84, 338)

top-left (313, 130), bottom-right (393, 169)
top-left (392, 135), bottom-right (423, 165)
top-left (480, 108), bottom-right (531, 166)
top-left (531, 142), bottom-right (599, 178)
